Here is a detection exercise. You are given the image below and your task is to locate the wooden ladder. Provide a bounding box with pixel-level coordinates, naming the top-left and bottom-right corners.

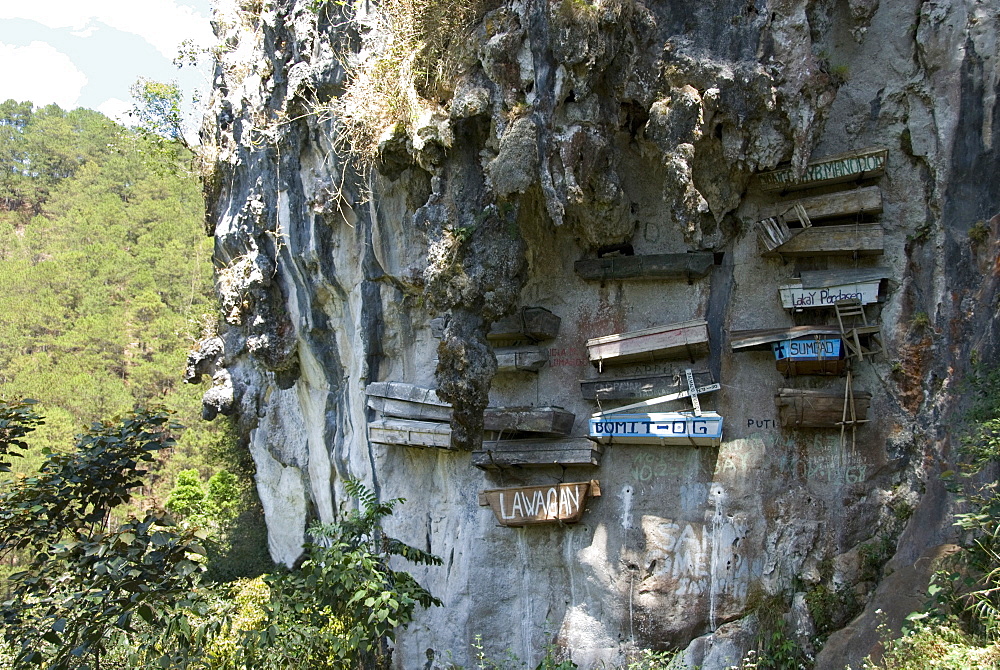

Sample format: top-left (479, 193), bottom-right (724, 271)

top-left (835, 299), bottom-right (883, 362)
top-left (838, 370), bottom-right (869, 451)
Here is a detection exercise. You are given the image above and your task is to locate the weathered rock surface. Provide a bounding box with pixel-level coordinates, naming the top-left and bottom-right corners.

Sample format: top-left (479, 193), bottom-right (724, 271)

top-left (199, 0), bottom-right (1000, 667)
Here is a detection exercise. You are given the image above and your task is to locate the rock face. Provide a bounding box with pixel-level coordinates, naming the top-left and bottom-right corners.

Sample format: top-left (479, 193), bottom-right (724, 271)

top-left (198, 0), bottom-right (1000, 667)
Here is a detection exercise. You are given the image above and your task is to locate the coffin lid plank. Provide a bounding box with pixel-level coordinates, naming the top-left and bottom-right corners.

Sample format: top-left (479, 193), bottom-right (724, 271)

top-left (758, 186), bottom-right (883, 222)
top-left (366, 381), bottom-right (449, 407)
top-left (580, 369), bottom-right (714, 400)
top-left (587, 319), bottom-right (708, 346)
top-left (471, 438), bottom-right (603, 469)
top-left (730, 326), bottom-right (844, 351)
top-left (586, 320), bottom-right (710, 367)
top-left (796, 267), bottom-right (892, 289)
top-left (763, 223), bottom-right (884, 258)
top-left (368, 417), bottom-right (454, 449)
top-left (757, 148), bottom-right (888, 192)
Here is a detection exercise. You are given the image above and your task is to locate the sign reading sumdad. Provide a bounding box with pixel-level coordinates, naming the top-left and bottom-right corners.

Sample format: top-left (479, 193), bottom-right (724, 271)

top-left (588, 412), bottom-right (723, 446)
top-left (479, 481), bottom-right (601, 527)
top-left (772, 338), bottom-right (841, 361)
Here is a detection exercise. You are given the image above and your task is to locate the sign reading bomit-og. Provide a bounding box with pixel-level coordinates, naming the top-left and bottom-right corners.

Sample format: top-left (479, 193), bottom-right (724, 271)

top-left (588, 412), bottom-right (723, 446)
top-left (772, 338), bottom-right (841, 361)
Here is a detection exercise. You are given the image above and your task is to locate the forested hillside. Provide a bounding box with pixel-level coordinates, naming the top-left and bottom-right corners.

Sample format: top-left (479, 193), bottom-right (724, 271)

top-left (0, 100), bottom-right (217, 486)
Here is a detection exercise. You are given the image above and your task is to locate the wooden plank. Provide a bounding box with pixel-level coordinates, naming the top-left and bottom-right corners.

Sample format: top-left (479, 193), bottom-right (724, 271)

top-left (495, 346), bottom-right (548, 372)
top-left (483, 406), bottom-right (574, 435)
top-left (759, 186), bottom-right (883, 223)
top-left (368, 418), bottom-right (454, 449)
top-left (479, 480), bottom-right (600, 526)
top-left (779, 279), bottom-right (882, 310)
top-left (488, 307), bottom-right (561, 344)
top-left (471, 438), bottom-right (603, 469)
top-left (586, 319), bottom-right (709, 367)
top-left (588, 412), bottom-right (723, 446)
top-left (730, 326), bottom-right (843, 351)
top-left (575, 253), bottom-right (715, 281)
top-left (366, 382), bottom-right (451, 421)
top-left (799, 267), bottom-right (892, 288)
top-left (775, 389), bottom-right (871, 428)
top-left (763, 223), bottom-right (884, 258)
top-left (580, 369), bottom-right (715, 400)
top-left (758, 148), bottom-right (888, 192)
top-left (776, 359), bottom-right (847, 376)
top-left (756, 217), bottom-right (793, 252)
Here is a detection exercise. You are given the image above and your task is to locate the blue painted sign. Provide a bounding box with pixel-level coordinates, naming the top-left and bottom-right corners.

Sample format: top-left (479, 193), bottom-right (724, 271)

top-left (588, 412), bottom-right (723, 446)
top-left (771, 338), bottom-right (841, 361)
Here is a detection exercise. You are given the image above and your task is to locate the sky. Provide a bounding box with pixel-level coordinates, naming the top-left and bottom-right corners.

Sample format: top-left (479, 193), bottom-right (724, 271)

top-left (0, 0), bottom-right (215, 128)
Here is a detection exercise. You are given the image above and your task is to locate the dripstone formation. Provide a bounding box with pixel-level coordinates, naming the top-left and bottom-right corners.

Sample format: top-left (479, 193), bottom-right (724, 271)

top-left (193, 0), bottom-right (1000, 667)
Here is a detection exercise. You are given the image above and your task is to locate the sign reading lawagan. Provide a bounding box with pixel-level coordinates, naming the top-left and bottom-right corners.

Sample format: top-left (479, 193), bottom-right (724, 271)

top-left (479, 480), bottom-right (601, 527)
top-left (758, 148), bottom-right (887, 192)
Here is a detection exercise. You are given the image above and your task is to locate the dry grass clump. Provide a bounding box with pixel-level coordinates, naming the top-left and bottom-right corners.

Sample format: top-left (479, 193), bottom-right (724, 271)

top-left (327, 0), bottom-right (494, 168)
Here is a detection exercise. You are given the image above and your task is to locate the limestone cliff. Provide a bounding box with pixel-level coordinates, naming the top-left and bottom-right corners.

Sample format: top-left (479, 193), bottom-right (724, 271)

top-left (193, 0), bottom-right (1000, 667)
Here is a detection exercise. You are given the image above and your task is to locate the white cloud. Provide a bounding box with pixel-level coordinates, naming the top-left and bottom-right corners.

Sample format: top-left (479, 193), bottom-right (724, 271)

top-left (96, 97), bottom-right (133, 125)
top-left (0, 41), bottom-right (87, 108)
top-left (0, 0), bottom-right (215, 60)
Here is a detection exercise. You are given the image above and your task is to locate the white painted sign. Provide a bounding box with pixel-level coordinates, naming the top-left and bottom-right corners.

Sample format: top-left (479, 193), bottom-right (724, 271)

top-left (778, 280), bottom-right (881, 310)
top-left (588, 412), bottom-right (723, 446)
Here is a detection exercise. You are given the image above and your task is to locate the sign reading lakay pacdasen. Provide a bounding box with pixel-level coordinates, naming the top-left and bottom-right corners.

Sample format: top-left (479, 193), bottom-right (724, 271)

top-left (479, 480), bottom-right (600, 527)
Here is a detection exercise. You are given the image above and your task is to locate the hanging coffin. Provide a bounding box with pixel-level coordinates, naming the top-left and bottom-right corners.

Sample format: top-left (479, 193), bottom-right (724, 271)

top-left (757, 148), bottom-right (888, 192)
top-left (586, 319), bottom-right (709, 368)
top-left (779, 268), bottom-right (891, 311)
top-left (471, 437), bottom-right (603, 469)
top-left (772, 337), bottom-right (846, 375)
top-left (580, 369), bottom-right (715, 400)
top-left (366, 382), bottom-right (452, 422)
top-left (775, 388), bottom-right (871, 428)
top-left (730, 326), bottom-right (844, 351)
top-left (479, 480), bottom-right (601, 527)
top-left (588, 412), bottom-right (723, 446)
top-left (488, 307), bottom-right (561, 345)
top-left (761, 223), bottom-right (885, 258)
top-left (368, 418), bottom-right (454, 449)
top-left (574, 253), bottom-right (715, 281)
top-left (495, 346), bottom-right (548, 372)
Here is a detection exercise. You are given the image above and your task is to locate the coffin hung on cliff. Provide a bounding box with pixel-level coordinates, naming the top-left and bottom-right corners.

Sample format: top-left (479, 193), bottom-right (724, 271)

top-left (587, 412), bottom-right (723, 446)
top-left (756, 147), bottom-right (888, 192)
top-left (775, 388), bottom-right (871, 428)
top-left (574, 252), bottom-right (715, 281)
top-left (471, 437), bottom-right (603, 469)
top-left (580, 369), bottom-right (715, 400)
top-left (779, 268), bottom-right (891, 311)
top-left (366, 382), bottom-right (575, 436)
top-left (479, 480), bottom-right (601, 527)
top-left (430, 306), bottom-right (561, 345)
top-left (772, 337), bottom-right (846, 376)
top-left (368, 417), bottom-right (454, 450)
top-left (586, 319), bottom-right (709, 368)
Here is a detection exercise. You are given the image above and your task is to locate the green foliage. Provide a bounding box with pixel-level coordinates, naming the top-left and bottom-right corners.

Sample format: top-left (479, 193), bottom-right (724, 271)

top-left (970, 220), bottom-right (990, 245)
top-left (130, 78), bottom-right (187, 146)
top-left (0, 398), bottom-right (42, 473)
top-left (863, 613), bottom-right (1000, 669)
top-left (198, 479), bottom-right (442, 669)
top-left (0, 404), bottom-right (207, 670)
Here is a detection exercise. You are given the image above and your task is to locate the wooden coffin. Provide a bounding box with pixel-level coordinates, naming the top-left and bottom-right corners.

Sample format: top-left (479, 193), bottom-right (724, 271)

top-left (586, 319), bottom-right (709, 368)
top-left (779, 268), bottom-right (891, 310)
top-left (763, 223), bottom-right (884, 258)
top-left (758, 148), bottom-right (888, 192)
top-left (575, 253), bottom-right (715, 281)
top-left (775, 388), bottom-right (871, 428)
top-left (588, 412), bottom-right (723, 446)
top-left (772, 337), bottom-right (846, 376)
top-left (366, 382), bottom-right (451, 422)
top-left (471, 438), bottom-right (603, 469)
top-left (580, 369), bottom-right (715, 400)
top-left (368, 418), bottom-right (454, 449)
top-left (487, 307), bottom-right (561, 345)
top-left (479, 480), bottom-right (601, 527)
top-left (730, 326), bottom-right (844, 351)
top-left (758, 186), bottom-right (883, 224)
top-left (495, 346), bottom-right (548, 373)
top-left (483, 406), bottom-right (574, 436)
top-left (367, 382), bottom-right (573, 434)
